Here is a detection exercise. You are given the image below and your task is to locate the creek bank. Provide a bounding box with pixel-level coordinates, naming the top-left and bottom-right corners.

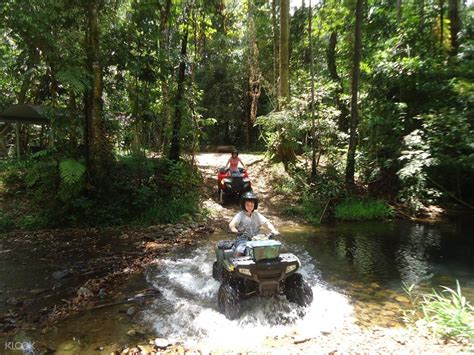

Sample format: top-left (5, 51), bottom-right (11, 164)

top-left (49, 326), bottom-right (468, 354)
top-left (0, 222), bottom-right (213, 336)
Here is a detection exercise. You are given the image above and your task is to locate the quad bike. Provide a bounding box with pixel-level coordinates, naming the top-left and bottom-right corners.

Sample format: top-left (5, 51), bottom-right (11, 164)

top-left (212, 233), bottom-right (313, 320)
top-left (217, 167), bottom-right (252, 204)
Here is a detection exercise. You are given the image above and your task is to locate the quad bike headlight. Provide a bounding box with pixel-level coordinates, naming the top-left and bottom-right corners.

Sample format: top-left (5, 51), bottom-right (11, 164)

top-left (238, 268), bottom-right (252, 276)
top-left (285, 264), bottom-right (297, 273)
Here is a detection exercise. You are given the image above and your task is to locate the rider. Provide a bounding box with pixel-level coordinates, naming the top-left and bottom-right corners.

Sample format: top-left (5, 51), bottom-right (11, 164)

top-left (229, 192), bottom-right (279, 256)
top-left (225, 149), bottom-right (246, 172)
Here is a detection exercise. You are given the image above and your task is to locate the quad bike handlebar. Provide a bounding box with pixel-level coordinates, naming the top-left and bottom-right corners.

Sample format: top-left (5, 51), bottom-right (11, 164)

top-left (231, 231), bottom-right (278, 241)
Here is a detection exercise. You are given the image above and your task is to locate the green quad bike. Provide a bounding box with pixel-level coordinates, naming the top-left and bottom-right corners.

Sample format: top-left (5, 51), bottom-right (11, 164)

top-left (212, 233), bottom-right (313, 320)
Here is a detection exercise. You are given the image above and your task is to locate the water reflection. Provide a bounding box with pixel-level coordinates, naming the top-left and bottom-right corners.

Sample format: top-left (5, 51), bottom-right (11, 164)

top-left (334, 232), bottom-right (390, 278)
top-left (307, 222), bottom-right (448, 287)
top-left (396, 224), bottom-right (441, 285)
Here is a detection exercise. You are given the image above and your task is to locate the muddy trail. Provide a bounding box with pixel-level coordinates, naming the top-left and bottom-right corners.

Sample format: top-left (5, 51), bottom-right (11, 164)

top-left (197, 153), bottom-right (302, 228)
top-left (0, 153), bottom-right (470, 354)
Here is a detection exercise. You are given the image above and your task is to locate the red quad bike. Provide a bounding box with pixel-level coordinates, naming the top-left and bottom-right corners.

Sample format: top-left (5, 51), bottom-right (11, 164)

top-left (217, 167), bottom-right (252, 204)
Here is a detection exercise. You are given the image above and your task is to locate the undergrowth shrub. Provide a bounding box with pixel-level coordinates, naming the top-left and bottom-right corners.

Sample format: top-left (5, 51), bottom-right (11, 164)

top-left (334, 198), bottom-right (393, 221)
top-left (0, 154), bottom-right (202, 230)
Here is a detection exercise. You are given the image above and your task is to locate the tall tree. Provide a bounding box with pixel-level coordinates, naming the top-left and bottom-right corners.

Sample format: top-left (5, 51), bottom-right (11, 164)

top-left (449, 0), bottom-right (461, 55)
top-left (156, 0), bottom-right (172, 151)
top-left (440, 0), bottom-right (445, 47)
top-left (85, 0), bottom-right (112, 183)
top-left (247, 0), bottom-right (262, 148)
top-left (397, 0), bottom-right (403, 23)
top-left (308, 0), bottom-right (317, 178)
top-left (327, 31), bottom-right (349, 132)
top-left (272, 0), bottom-right (279, 105)
top-left (169, 6), bottom-right (189, 161)
top-left (345, 0), bottom-right (363, 186)
top-left (280, 0), bottom-right (290, 100)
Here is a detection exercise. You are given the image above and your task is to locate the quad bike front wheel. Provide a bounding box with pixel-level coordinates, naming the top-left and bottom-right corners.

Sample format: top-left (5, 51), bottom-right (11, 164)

top-left (284, 273), bottom-right (313, 307)
top-left (218, 187), bottom-right (226, 205)
top-left (217, 283), bottom-right (241, 320)
top-left (212, 261), bottom-right (222, 281)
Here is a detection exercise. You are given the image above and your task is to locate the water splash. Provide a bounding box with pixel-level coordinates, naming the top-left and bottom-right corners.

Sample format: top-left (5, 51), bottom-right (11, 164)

top-left (143, 244), bottom-right (354, 348)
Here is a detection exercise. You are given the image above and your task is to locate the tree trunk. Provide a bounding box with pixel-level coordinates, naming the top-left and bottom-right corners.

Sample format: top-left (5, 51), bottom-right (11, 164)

top-left (308, 0), bottom-right (317, 178)
top-left (157, 0), bottom-right (172, 152)
top-left (327, 32), bottom-right (349, 132)
top-left (345, 0), bottom-right (363, 186)
top-left (279, 0), bottom-right (290, 100)
top-left (247, 0), bottom-right (261, 149)
top-left (440, 0), bottom-right (444, 47)
top-left (15, 48), bottom-right (40, 158)
top-left (396, 0), bottom-right (402, 23)
top-left (85, 0), bottom-right (111, 183)
top-left (449, 0), bottom-right (461, 55)
top-left (272, 0), bottom-right (279, 105)
top-left (169, 7), bottom-right (189, 162)
top-left (418, 0), bottom-right (425, 33)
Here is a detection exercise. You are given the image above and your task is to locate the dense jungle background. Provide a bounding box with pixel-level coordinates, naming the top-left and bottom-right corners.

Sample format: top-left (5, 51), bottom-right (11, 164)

top-left (0, 0), bottom-right (472, 232)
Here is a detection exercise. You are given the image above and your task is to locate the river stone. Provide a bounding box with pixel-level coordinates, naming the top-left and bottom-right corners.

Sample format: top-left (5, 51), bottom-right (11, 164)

top-left (77, 286), bottom-right (93, 299)
top-left (52, 269), bottom-right (70, 280)
top-left (98, 288), bottom-right (107, 298)
top-left (154, 338), bottom-right (171, 349)
top-left (127, 306), bottom-right (135, 316)
top-left (395, 295), bottom-right (409, 303)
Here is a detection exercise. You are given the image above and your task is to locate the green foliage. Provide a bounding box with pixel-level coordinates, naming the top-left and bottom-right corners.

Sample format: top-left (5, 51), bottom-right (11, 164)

top-left (56, 67), bottom-right (91, 94)
top-left (334, 197), bottom-right (393, 221)
top-left (404, 281), bottom-right (474, 343)
top-left (397, 129), bottom-right (436, 212)
top-left (1, 156), bottom-right (201, 229)
top-left (277, 164), bottom-right (345, 224)
top-left (59, 159), bottom-right (86, 185)
top-left (0, 211), bottom-right (15, 233)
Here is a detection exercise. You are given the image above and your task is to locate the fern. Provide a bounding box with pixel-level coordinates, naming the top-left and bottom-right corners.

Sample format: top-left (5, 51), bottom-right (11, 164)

top-left (59, 159), bottom-right (86, 185)
top-left (56, 67), bottom-right (91, 94)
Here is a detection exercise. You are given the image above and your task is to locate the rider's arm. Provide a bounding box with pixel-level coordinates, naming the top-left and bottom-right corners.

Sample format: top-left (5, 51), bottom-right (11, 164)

top-left (224, 158), bottom-right (231, 169)
top-left (229, 213), bottom-right (241, 233)
top-left (239, 158), bottom-right (246, 169)
top-left (257, 212), bottom-right (279, 235)
top-left (265, 220), bottom-right (279, 235)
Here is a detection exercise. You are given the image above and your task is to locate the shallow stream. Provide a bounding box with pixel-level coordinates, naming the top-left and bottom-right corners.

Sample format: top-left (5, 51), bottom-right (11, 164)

top-left (2, 218), bottom-right (473, 353)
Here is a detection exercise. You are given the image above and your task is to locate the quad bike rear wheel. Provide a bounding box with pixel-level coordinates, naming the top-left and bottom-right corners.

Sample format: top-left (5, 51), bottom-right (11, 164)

top-left (217, 283), bottom-right (241, 320)
top-left (284, 273), bottom-right (313, 307)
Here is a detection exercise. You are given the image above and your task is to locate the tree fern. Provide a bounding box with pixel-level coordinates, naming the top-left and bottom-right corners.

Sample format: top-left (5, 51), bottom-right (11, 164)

top-left (59, 159), bottom-right (86, 185)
